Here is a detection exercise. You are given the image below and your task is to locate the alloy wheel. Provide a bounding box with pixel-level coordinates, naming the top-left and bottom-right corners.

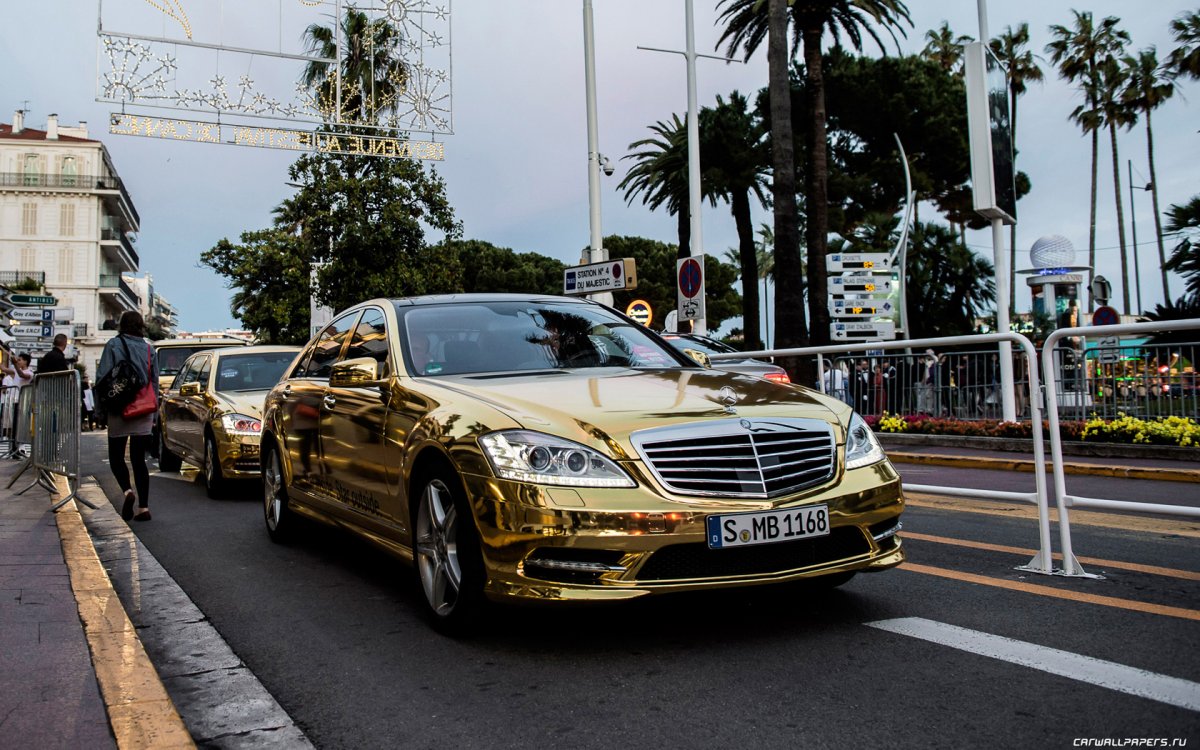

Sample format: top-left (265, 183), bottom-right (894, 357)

top-left (415, 478), bottom-right (462, 617)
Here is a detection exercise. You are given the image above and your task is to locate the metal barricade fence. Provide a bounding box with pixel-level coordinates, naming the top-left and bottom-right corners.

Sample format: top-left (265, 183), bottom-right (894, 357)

top-left (711, 332), bottom-right (1058, 576)
top-left (1042, 319), bottom-right (1200, 578)
top-left (12, 371), bottom-right (93, 512)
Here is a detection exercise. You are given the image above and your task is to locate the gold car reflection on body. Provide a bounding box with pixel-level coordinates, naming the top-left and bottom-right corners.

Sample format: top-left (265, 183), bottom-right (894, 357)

top-left (158, 345), bottom-right (301, 497)
top-left (260, 295), bottom-right (904, 631)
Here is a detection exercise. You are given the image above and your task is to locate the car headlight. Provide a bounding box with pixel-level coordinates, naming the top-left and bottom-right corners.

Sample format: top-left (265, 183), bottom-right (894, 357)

top-left (220, 413), bottom-right (262, 436)
top-left (479, 430), bottom-right (636, 488)
top-left (845, 412), bottom-right (885, 470)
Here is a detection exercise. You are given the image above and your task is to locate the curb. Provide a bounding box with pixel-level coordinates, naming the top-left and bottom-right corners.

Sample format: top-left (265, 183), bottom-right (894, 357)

top-left (887, 451), bottom-right (1200, 483)
top-left (55, 478), bottom-right (195, 749)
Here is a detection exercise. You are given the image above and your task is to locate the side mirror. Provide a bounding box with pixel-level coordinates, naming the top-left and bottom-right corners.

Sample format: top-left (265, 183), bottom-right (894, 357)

top-left (330, 357), bottom-right (381, 388)
top-left (681, 348), bottom-right (712, 368)
top-left (179, 382), bottom-right (199, 397)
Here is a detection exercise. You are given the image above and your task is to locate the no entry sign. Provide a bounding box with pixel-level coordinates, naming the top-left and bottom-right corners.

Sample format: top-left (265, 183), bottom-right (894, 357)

top-left (676, 257), bottom-right (706, 322)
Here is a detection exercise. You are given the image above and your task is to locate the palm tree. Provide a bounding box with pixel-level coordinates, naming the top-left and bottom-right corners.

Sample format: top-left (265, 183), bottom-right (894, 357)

top-left (1168, 10), bottom-right (1200, 80)
top-left (905, 222), bottom-right (996, 339)
top-left (716, 0), bottom-right (911, 349)
top-left (1164, 196), bottom-right (1200, 305)
top-left (302, 8), bottom-right (407, 125)
top-left (619, 115), bottom-right (691, 258)
top-left (1122, 47), bottom-right (1176, 303)
top-left (923, 21), bottom-right (972, 74)
top-left (990, 23), bottom-right (1043, 317)
top-left (701, 92), bottom-right (770, 349)
top-left (1093, 55), bottom-right (1135, 313)
top-left (1046, 11), bottom-right (1129, 310)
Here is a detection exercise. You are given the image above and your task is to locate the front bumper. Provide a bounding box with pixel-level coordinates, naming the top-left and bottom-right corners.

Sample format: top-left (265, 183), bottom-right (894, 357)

top-left (218, 435), bottom-right (262, 479)
top-left (461, 459), bottom-right (905, 603)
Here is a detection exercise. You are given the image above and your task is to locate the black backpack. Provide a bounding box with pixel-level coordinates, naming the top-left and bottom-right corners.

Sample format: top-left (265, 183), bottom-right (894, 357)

top-left (95, 336), bottom-right (145, 412)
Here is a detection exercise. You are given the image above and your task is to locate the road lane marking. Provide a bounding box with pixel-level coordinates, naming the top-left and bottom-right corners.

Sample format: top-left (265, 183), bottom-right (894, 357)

top-left (905, 492), bottom-right (1200, 539)
top-left (866, 617), bottom-right (1200, 712)
top-left (903, 531), bottom-right (1200, 581)
top-left (902, 562), bottom-right (1200, 622)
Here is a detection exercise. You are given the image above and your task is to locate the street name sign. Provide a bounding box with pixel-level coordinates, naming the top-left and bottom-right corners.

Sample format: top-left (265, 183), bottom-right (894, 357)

top-left (826, 253), bottom-right (892, 273)
top-left (831, 299), bottom-right (894, 318)
top-left (3, 294), bottom-right (56, 306)
top-left (8, 307), bottom-right (74, 322)
top-left (829, 275), bottom-right (892, 294)
top-left (9, 324), bottom-right (53, 338)
top-left (563, 258), bottom-right (638, 295)
top-left (830, 321), bottom-right (896, 341)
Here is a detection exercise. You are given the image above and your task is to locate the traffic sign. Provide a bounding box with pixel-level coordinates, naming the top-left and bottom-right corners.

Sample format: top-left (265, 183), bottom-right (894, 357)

top-left (625, 299), bottom-right (653, 327)
top-left (563, 258), bottom-right (638, 295)
top-left (831, 299), bottom-right (894, 318)
top-left (9, 324), bottom-right (53, 338)
top-left (826, 253), bottom-right (892, 273)
top-left (830, 321), bottom-right (896, 341)
top-left (3, 293), bottom-right (56, 306)
top-left (828, 275), bottom-right (892, 294)
top-left (676, 257), bottom-right (706, 322)
top-left (1092, 305), bottom-right (1119, 327)
top-left (1097, 336), bottom-right (1121, 364)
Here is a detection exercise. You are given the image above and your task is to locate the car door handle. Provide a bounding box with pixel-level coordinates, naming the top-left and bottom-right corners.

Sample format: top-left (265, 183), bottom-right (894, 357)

top-left (323, 394), bottom-right (337, 410)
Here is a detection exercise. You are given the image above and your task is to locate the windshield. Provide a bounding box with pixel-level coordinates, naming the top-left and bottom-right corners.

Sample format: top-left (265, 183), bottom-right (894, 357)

top-left (661, 335), bottom-right (738, 357)
top-left (397, 300), bottom-right (689, 376)
top-left (214, 352), bottom-right (297, 392)
top-left (157, 344), bottom-right (243, 376)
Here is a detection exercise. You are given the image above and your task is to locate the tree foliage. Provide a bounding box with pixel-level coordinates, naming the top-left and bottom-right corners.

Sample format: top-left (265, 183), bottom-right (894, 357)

top-left (903, 222), bottom-right (996, 339)
top-left (434, 239), bottom-right (565, 295)
top-left (199, 229), bottom-right (314, 344)
top-left (1164, 196), bottom-right (1200, 306)
top-left (604, 236), bottom-right (741, 332)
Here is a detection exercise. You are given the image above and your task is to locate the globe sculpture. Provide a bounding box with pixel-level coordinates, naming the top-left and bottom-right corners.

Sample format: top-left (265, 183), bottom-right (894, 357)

top-left (1029, 234), bottom-right (1077, 269)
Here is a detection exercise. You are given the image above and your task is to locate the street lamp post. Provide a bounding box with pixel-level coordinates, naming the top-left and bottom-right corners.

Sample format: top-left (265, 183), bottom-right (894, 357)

top-left (1127, 159), bottom-right (1152, 315)
top-left (582, 0), bottom-right (613, 306)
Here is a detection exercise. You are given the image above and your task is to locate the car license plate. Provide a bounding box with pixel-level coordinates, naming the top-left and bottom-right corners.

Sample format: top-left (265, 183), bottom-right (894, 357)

top-left (706, 505), bottom-right (830, 549)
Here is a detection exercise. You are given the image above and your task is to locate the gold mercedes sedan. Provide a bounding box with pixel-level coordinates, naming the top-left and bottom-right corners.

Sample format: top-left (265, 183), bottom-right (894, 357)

top-left (261, 295), bottom-right (904, 630)
top-left (158, 345), bottom-right (301, 497)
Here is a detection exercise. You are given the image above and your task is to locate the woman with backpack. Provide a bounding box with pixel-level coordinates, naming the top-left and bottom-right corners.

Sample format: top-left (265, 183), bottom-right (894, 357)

top-left (97, 311), bottom-right (159, 522)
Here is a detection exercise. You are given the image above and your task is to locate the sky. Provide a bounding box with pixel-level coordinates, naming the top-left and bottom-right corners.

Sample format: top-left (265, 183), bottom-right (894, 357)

top-left (1, 0), bottom-right (1197, 339)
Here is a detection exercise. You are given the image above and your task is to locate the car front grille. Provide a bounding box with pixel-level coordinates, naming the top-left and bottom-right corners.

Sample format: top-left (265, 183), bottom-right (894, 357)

top-left (630, 418), bottom-right (836, 498)
top-left (636, 526), bottom-right (870, 581)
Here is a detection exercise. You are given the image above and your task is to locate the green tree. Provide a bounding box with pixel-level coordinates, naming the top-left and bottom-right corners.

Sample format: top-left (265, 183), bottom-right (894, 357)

top-left (922, 21), bottom-right (972, 74)
top-left (990, 23), bottom-right (1044, 316)
top-left (434, 239), bottom-right (565, 295)
top-left (904, 222), bottom-right (996, 339)
top-left (700, 91), bottom-right (770, 349)
top-left (1047, 11), bottom-right (1129, 309)
top-left (302, 7), bottom-right (407, 124)
top-left (619, 115), bottom-right (692, 258)
top-left (1168, 10), bottom-right (1200, 80)
top-left (717, 0), bottom-right (911, 350)
top-left (604, 235), bottom-right (741, 332)
top-left (199, 229), bottom-right (314, 344)
top-left (1164, 196), bottom-right (1200, 305)
top-left (1122, 46), bottom-right (1176, 303)
top-left (1093, 54), bottom-right (1135, 313)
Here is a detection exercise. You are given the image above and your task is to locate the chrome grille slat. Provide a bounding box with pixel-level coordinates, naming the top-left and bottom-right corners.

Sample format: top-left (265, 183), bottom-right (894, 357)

top-left (631, 417), bottom-right (836, 499)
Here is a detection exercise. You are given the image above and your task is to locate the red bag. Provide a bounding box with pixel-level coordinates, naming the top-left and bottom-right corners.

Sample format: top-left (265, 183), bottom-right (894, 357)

top-left (122, 344), bottom-right (157, 419)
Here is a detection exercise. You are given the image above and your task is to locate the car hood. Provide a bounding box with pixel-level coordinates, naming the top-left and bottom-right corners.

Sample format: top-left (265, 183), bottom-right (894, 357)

top-left (429, 368), bottom-right (845, 458)
top-left (214, 390), bottom-right (270, 419)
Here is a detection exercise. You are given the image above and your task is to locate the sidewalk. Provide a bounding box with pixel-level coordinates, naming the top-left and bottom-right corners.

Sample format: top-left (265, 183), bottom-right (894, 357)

top-left (0, 458), bottom-right (193, 749)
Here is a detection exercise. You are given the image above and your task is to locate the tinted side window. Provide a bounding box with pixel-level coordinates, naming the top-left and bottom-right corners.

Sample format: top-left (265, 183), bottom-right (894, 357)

top-left (345, 308), bottom-right (390, 374)
top-left (196, 356), bottom-right (213, 392)
top-left (295, 313), bottom-right (360, 379)
top-left (178, 357), bottom-right (202, 387)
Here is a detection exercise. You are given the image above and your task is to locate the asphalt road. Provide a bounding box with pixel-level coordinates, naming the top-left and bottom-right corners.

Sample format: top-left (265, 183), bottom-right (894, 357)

top-left (80, 433), bottom-right (1200, 749)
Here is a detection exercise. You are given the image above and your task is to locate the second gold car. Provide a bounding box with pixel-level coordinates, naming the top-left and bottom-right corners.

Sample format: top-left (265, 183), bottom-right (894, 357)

top-left (158, 345), bottom-right (301, 496)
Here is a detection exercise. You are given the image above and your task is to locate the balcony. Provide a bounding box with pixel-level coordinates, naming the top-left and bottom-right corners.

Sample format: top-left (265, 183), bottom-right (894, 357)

top-left (1, 172), bottom-right (141, 228)
top-left (73, 324), bottom-right (89, 338)
top-left (99, 274), bottom-right (140, 312)
top-left (100, 227), bottom-right (140, 270)
top-left (0, 271), bottom-right (46, 286)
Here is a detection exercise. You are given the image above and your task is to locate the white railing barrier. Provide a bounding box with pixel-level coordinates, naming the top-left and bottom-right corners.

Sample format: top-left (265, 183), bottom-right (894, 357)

top-left (1042, 318), bottom-right (1200, 578)
top-left (710, 333), bottom-right (1058, 575)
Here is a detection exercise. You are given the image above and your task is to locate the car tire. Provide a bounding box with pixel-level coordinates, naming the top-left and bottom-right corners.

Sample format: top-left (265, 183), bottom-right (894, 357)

top-left (204, 434), bottom-right (226, 498)
top-left (413, 465), bottom-right (486, 634)
top-left (158, 431), bottom-right (182, 472)
top-left (263, 446), bottom-right (294, 543)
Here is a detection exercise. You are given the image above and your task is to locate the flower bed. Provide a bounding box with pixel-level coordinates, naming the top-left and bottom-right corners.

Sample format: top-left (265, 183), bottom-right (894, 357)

top-left (866, 413), bottom-right (1199, 447)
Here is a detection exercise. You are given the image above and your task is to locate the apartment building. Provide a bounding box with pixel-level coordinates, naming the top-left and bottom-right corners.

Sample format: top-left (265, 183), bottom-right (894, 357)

top-left (0, 110), bottom-right (141, 377)
top-left (123, 273), bottom-right (179, 337)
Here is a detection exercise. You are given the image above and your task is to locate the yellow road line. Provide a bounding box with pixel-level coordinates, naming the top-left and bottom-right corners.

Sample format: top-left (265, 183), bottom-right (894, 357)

top-left (56, 481), bottom-right (195, 749)
top-left (903, 531), bottom-right (1200, 581)
top-left (889, 452), bottom-right (1200, 483)
top-left (905, 492), bottom-right (1200, 539)
top-left (902, 562), bottom-right (1200, 622)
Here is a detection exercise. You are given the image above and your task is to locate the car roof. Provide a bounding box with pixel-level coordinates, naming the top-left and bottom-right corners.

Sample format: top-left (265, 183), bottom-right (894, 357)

top-left (156, 338), bottom-right (251, 347)
top-left (383, 293), bottom-right (601, 308)
top-left (207, 345), bottom-right (300, 358)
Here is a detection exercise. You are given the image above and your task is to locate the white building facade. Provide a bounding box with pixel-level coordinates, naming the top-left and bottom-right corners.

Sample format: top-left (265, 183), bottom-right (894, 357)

top-left (0, 110), bottom-right (141, 378)
top-left (124, 273), bottom-right (178, 337)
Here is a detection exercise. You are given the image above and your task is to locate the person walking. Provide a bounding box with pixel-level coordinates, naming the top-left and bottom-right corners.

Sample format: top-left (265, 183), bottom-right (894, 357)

top-left (97, 311), bottom-right (159, 522)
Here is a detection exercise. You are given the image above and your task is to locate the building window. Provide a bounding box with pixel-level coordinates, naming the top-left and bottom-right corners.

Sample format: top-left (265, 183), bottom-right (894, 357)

top-left (20, 246), bottom-right (37, 273)
top-left (60, 156), bottom-right (78, 187)
top-left (58, 247), bottom-right (76, 283)
top-left (22, 154), bottom-right (40, 186)
top-left (60, 203), bottom-right (76, 237)
top-left (21, 203), bottom-right (37, 235)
